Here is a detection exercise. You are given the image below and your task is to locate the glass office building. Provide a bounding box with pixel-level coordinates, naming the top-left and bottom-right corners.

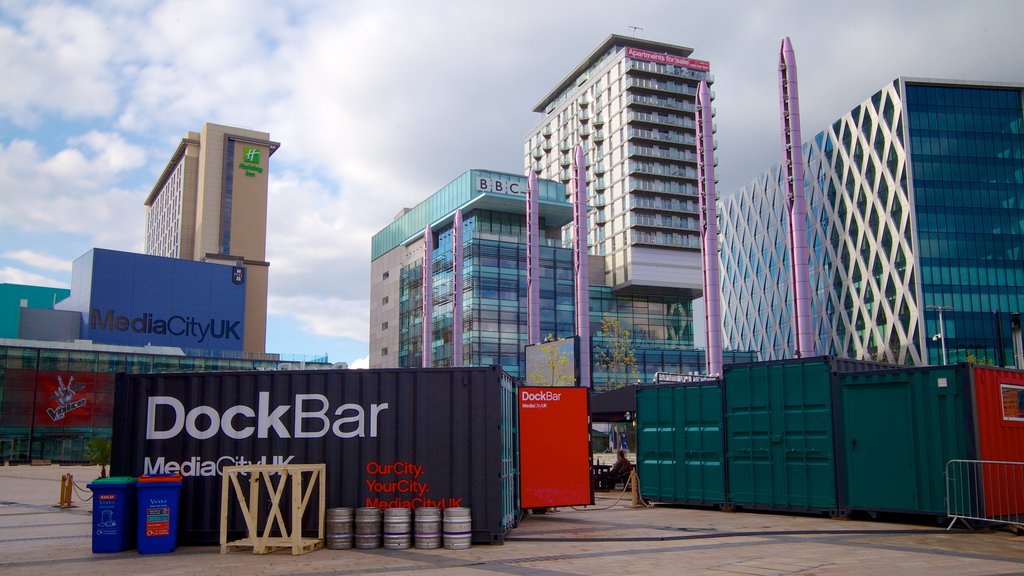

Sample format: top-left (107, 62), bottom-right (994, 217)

top-left (719, 78), bottom-right (1024, 366)
top-left (370, 170), bottom-right (754, 391)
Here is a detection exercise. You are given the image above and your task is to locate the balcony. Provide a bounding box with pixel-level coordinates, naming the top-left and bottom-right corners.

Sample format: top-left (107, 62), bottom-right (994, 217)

top-left (592, 113), bottom-right (605, 126)
top-left (532, 147), bottom-right (543, 159)
top-left (625, 76), bottom-right (697, 97)
top-left (542, 126), bottom-right (553, 138)
top-left (629, 178), bottom-right (699, 197)
top-left (559, 141), bottom-right (571, 152)
top-left (627, 60), bottom-right (712, 83)
top-left (593, 129), bottom-right (606, 142)
top-left (628, 161), bottom-right (698, 180)
top-left (628, 145), bottom-right (698, 163)
top-left (628, 128), bottom-right (697, 147)
top-left (593, 162), bottom-right (607, 175)
top-left (627, 93), bottom-right (696, 114)
top-left (630, 230), bottom-right (701, 249)
top-left (630, 196), bottom-right (699, 214)
top-left (627, 111), bottom-right (695, 129)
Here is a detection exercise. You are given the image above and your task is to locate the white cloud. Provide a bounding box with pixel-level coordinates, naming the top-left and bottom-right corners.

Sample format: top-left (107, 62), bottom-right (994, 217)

top-left (0, 137), bottom-right (145, 250)
top-left (2, 250), bottom-right (72, 273)
top-left (268, 294), bottom-right (369, 342)
top-left (0, 3), bottom-right (122, 124)
top-left (0, 266), bottom-right (69, 288)
top-left (349, 356), bottom-right (370, 369)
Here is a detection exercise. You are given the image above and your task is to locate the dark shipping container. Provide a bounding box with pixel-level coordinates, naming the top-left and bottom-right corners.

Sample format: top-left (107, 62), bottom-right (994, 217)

top-left (836, 365), bottom-right (976, 516)
top-left (111, 367), bottom-right (518, 545)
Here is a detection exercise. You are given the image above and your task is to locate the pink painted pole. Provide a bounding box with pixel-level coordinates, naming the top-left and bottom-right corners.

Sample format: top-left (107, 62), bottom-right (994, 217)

top-left (527, 171), bottom-right (540, 345)
top-left (696, 81), bottom-right (723, 376)
top-left (452, 208), bottom-right (464, 367)
top-left (779, 36), bottom-right (814, 358)
top-left (573, 145), bottom-right (591, 387)
top-left (422, 225), bottom-right (433, 367)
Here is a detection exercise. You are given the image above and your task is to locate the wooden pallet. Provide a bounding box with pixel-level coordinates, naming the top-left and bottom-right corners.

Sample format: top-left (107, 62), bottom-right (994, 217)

top-left (220, 463), bottom-right (325, 555)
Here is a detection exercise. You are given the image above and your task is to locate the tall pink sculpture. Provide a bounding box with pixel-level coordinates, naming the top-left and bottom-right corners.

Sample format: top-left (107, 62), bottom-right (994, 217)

top-left (573, 145), bottom-right (591, 387)
top-left (696, 81), bottom-right (723, 376)
top-left (779, 36), bottom-right (814, 357)
top-left (527, 171), bottom-right (541, 345)
top-left (452, 208), bottom-right (464, 366)
top-left (422, 225), bottom-right (433, 367)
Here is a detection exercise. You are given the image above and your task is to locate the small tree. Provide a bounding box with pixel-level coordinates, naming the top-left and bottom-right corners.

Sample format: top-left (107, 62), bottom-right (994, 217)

top-left (594, 317), bottom-right (639, 390)
top-left (537, 335), bottom-right (575, 386)
top-left (86, 437), bottom-right (112, 478)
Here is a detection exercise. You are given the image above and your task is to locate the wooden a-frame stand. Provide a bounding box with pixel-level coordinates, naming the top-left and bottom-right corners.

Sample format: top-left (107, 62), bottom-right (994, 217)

top-left (220, 463), bottom-right (326, 555)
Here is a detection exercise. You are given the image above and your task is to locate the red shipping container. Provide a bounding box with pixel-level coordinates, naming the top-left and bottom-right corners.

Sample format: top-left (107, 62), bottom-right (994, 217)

top-left (971, 366), bottom-right (1024, 518)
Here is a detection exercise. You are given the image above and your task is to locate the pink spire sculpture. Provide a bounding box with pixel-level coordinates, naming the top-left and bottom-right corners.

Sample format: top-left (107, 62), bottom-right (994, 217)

top-left (779, 36), bottom-right (814, 358)
top-left (422, 225), bottom-right (433, 367)
top-left (452, 208), bottom-right (464, 367)
top-left (696, 81), bottom-right (723, 376)
top-left (527, 171), bottom-right (541, 345)
top-left (573, 145), bottom-right (591, 387)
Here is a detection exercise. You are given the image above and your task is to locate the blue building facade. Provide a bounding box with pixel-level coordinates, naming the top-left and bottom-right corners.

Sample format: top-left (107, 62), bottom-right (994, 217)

top-left (56, 248), bottom-right (246, 352)
top-left (719, 78), bottom-right (1024, 366)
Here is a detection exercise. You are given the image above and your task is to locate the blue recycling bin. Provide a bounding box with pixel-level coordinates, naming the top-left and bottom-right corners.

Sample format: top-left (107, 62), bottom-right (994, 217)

top-left (136, 474), bottom-right (183, 554)
top-left (87, 477), bottom-right (136, 553)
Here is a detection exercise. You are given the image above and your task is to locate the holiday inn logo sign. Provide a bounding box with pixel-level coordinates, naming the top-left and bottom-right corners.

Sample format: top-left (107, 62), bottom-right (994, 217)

top-left (239, 145), bottom-right (264, 177)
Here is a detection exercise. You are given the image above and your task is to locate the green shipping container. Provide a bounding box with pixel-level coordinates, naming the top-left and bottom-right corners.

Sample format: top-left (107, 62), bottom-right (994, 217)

top-left (724, 358), bottom-right (839, 512)
top-left (637, 383), bottom-right (725, 506)
top-left (837, 365), bottom-right (976, 516)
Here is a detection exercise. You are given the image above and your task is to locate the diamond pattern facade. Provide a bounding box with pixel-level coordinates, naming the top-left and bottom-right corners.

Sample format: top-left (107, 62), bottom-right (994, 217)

top-left (721, 80), bottom-right (941, 364)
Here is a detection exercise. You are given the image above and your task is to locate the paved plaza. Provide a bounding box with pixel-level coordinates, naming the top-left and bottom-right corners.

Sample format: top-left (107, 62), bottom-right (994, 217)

top-left (1, 464), bottom-right (1021, 575)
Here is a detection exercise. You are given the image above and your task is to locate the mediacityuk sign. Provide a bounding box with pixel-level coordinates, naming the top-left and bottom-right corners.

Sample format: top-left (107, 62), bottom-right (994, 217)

top-left (626, 47), bottom-right (710, 71)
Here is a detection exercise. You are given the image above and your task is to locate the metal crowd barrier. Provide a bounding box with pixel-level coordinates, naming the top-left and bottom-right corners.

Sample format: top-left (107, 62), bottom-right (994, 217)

top-left (945, 459), bottom-right (1024, 530)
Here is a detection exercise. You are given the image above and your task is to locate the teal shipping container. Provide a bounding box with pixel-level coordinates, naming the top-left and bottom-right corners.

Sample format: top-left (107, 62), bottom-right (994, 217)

top-left (836, 365), bottom-right (976, 516)
top-left (724, 358), bottom-right (841, 513)
top-left (637, 383), bottom-right (725, 506)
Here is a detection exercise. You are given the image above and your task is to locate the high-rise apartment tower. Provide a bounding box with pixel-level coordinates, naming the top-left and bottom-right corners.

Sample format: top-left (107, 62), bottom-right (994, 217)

top-left (525, 35), bottom-right (713, 297)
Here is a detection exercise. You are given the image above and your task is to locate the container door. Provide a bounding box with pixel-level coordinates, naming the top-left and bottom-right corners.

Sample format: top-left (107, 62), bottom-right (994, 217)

top-left (844, 382), bottom-right (916, 510)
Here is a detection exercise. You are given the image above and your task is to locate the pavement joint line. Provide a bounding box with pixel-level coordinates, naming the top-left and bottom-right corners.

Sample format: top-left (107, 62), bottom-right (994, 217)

top-left (0, 520), bottom-right (92, 529)
top-left (1, 500), bottom-right (92, 516)
top-left (773, 532), bottom-right (1024, 564)
top-left (506, 527), bottom-right (957, 543)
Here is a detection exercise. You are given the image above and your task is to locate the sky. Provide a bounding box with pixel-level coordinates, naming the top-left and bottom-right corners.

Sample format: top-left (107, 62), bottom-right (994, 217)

top-left (1, 0), bottom-right (1022, 368)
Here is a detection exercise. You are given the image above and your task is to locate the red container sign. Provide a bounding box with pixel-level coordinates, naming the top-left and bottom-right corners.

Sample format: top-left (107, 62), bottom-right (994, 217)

top-left (518, 387), bottom-right (592, 509)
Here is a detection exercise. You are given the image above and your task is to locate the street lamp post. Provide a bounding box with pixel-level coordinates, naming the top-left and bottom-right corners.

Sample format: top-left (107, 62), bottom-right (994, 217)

top-left (927, 305), bottom-right (954, 365)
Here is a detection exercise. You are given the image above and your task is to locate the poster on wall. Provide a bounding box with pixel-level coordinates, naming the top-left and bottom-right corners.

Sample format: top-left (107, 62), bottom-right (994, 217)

top-left (524, 337), bottom-right (578, 387)
top-left (518, 386), bottom-right (592, 509)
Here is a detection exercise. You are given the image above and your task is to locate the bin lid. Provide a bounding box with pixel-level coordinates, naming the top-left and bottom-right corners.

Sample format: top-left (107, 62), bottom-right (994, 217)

top-left (89, 476), bottom-right (136, 485)
top-left (137, 473), bottom-right (183, 484)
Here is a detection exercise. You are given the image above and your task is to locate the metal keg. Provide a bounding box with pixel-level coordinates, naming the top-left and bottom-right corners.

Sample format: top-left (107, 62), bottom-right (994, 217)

top-left (442, 507), bottom-right (472, 550)
top-left (325, 507), bottom-right (354, 550)
top-left (354, 506), bottom-right (382, 549)
top-left (413, 507), bottom-right (441, 549)
top-left (382, 507), bottom-right (412, 550)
